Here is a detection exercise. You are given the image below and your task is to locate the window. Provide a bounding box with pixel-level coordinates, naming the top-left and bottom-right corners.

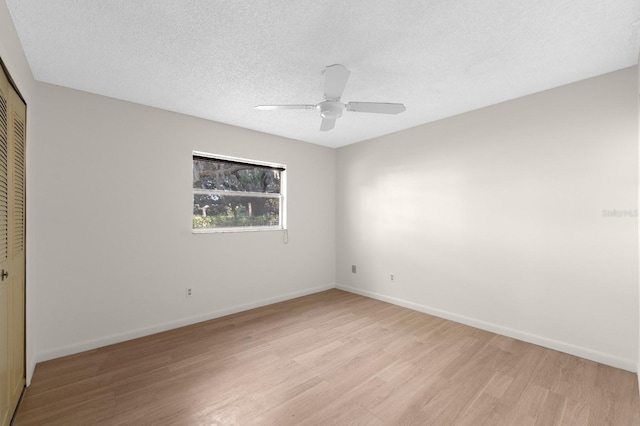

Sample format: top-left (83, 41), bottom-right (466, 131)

top-left (192, 152), bottom-right (286, 232)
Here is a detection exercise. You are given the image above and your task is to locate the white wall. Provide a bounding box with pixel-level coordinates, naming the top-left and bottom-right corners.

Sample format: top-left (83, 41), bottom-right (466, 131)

top-left (30, 83), bottom-right (336, 361)
top-left (336, 67), bottom-right (639, 371)
top-left (0, 0), bottom-right (38, 384)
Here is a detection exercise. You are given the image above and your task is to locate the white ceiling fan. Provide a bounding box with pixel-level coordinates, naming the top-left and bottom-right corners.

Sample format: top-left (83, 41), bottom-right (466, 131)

top-left (255, 64), bottom-right (406, 131)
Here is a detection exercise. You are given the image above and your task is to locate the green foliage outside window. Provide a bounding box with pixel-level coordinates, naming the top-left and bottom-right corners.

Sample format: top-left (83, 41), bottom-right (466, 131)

top-left (193, 155), bottom-right (284, 230)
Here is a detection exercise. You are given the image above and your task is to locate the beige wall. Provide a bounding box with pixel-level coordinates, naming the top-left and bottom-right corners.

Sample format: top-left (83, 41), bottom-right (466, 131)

top-left (336, 67), bottom-right (639, 370)
top-left (31, 82), bottom-right (336, 361)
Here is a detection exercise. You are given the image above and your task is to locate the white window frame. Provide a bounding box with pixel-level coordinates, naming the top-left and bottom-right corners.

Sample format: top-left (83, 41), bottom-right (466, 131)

top-left (192, 151), bottom-right (287, 233)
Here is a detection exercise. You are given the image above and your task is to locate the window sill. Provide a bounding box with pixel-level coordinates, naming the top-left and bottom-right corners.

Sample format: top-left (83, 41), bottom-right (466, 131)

top-left (192, 226), bottom-right (286, 234)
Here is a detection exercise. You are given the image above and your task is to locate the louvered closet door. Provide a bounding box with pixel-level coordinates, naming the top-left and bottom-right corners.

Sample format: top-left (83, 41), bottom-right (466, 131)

top-left (7, 78), bottom-right (25, 420)
top-left (0, 66), bottom-right (11, 426)
top-left (0, 63), bottom-right (25, 426)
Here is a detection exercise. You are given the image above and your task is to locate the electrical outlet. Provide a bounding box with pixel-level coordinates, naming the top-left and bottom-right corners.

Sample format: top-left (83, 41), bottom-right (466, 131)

top-left (390, 273), bottom-right (394, 281)
top-left (186, 287), bottom-right (193, 298)
top-left (352, 265), bottom-right (357, 273)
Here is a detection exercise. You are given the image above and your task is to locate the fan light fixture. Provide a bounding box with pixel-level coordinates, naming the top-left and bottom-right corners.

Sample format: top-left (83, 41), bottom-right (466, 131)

top-left (255, 64), bottom-right (406, 131)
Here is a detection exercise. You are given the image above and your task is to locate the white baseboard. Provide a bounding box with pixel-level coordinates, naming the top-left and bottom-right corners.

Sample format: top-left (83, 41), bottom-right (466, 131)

top-left (26, 357), bottom-right (36, 386)
top-left (36, 283), bottom-right (336, 363)
top-left (337, 284), bottom-right (637, 372)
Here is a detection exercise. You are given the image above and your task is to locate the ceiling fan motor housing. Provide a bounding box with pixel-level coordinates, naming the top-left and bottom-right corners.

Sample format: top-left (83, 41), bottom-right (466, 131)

top-left (317, 100), bottom-right (344, 119)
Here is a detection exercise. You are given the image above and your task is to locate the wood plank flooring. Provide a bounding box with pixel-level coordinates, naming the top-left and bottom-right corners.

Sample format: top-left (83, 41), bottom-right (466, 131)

top-left (14, 289), bottom-right (640, 425)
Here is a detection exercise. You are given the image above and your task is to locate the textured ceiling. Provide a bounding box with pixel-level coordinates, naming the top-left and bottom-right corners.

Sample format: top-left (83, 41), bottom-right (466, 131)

top-left (6, 1), bottom-right (640, 148)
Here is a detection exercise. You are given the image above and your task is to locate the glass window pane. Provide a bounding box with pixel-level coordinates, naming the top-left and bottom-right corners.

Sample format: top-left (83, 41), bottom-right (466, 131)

top-left (193, 157), bottom-right (281, 193)
top-left (193, 194), bottom-right (281, 229)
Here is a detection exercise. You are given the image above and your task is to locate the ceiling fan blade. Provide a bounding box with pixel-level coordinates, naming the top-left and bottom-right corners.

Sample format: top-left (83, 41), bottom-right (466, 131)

top-left (324, 64), bottom-right (351, 101)
top-left (255, 105), bottom-right (315, 110)
top-left (346, 102), bottom-right (406, 114)
top-left (320, 118), bottom-right (336, 131)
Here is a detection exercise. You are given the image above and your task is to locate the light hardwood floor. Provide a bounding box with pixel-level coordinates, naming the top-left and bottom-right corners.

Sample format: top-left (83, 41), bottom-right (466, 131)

top-left (14, 289), bottom-right (640, 425)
